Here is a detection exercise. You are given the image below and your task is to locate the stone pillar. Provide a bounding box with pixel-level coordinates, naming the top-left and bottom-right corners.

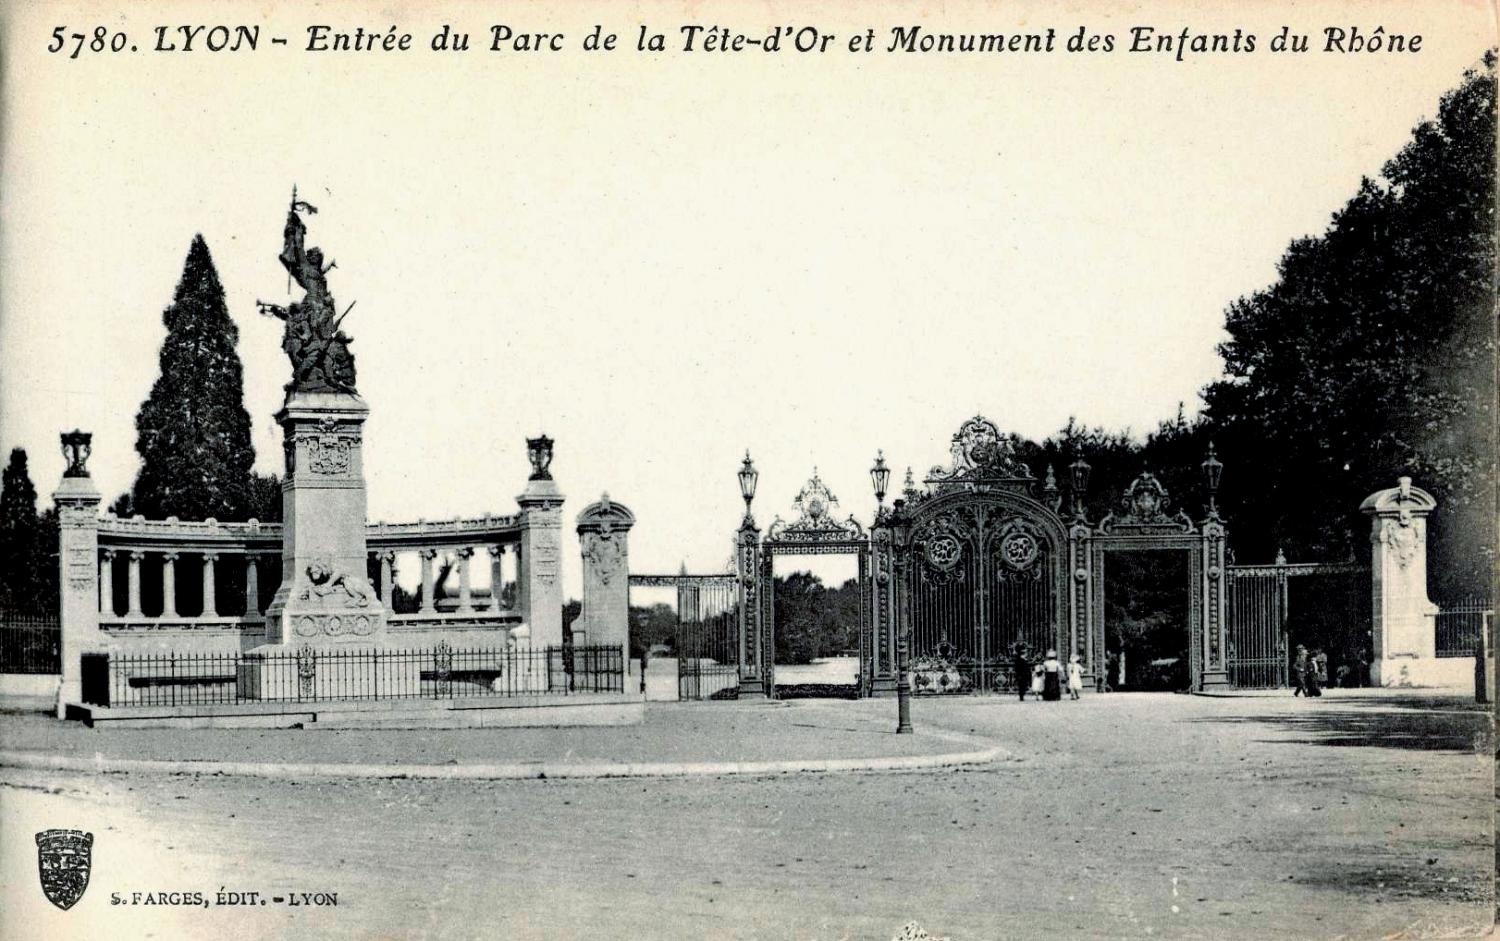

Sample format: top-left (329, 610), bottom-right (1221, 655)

top-left (1360, 478), bottom-right (1448, 687)
top-left (574, 495), bottom-right (636, 657)
top-left (378, 551), bottom-right (395, 613)
top-left (736, 520), bottom-right (766, 697)
top-left (488, 545), bottom-right (506, 610)
top-left (99, 549), bottom-right (115, 616)
top-left (202, 552), bottom-right (218, 617)
top-left (260, 391), bottom-right (385, 646)
top-left (516, 439), bottom-right (565, 649)
top-left (126, 551), bottom-right (144, 618)
top-left (161, 552), bottom-right (179, 617)
top-left (456, 547), bottom-right (475, 613)
top-left (52, 431), bottom-right (102, 716)
top-left (1199, 519), bottom-right (1230, 690)
top-left (245, 554), bottom-right (261, 615)
top-left (419, 549), bottom-right (437, 613)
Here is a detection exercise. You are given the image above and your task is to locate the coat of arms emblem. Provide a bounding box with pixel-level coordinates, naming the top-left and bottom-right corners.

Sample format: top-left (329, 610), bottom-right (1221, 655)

top-left (35, 829), bottom-right (93, 910)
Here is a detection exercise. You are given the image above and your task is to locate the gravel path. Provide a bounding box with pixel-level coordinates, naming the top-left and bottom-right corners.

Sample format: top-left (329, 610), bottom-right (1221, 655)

top-left (0, 690), bottom-right (1490, 940)
top-left (0, 699), bottom-right (960, 766)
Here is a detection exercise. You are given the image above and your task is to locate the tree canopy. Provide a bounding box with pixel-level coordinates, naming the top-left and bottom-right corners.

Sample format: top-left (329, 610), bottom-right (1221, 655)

top-left (0, 448), bottom-right (58, 614)
top-left (1202, 55), bottom-right (1495, 597)
top-left (126, 235), bottom-right (264, 522)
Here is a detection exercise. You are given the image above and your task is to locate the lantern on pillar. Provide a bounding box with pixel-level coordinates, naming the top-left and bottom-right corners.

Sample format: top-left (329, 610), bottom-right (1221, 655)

top-left (1202, 442), bottom-right (1223, 517)
top-left (870, 450), bottom-right (891, 515)
top-left (738, 451), bottom-right (759, 527)
top-left (1069, 457), bottom-right (1091, 520)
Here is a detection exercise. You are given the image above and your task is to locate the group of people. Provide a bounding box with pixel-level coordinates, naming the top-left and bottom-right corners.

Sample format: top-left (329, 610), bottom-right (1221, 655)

top-left (1011, 645), bottom-right (1084, 702)
top-left (1292, 644), bottom-right (1329, 697)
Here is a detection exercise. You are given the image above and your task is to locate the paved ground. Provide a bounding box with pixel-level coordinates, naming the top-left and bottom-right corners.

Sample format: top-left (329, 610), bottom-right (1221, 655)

top-left (0, 699), bottom-right (960, 767)
top-left (0, 690), bottom-right (1491, 940)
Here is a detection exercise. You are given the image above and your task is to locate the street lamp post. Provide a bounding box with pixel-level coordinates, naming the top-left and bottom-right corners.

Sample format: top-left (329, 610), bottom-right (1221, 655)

top-left (891, 497), bottom-right (913, 734)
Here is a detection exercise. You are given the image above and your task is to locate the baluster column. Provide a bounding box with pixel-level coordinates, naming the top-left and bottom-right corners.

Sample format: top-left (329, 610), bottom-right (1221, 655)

top-left (99, 549), bottom-right (115, 616)
top-left (456, 547), bottom-right (474, 613)
top-left (161, 552), bottom-right (179, 617)
top-left (245, 553), bottom-right (261, 616)
top-left (488, 545), bottom-right (506, 610)
top-left (420, 549), bottom-right (437, 613)
top-left (202, 552), bottom-right (219, 617)
top-left (379, 551), bottom-right (396, 613)
top-left (127, 550), bottom-right (144, 617)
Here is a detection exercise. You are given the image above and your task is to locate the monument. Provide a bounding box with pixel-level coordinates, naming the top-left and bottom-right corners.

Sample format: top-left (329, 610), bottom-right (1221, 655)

top-left (1359, 477), bottom-right (1468, 687)
top-left (256, 192), bottom-right (386, 649)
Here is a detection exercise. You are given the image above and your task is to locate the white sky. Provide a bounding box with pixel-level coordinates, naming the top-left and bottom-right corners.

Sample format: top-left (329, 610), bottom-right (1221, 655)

top-left (1, 1), bottom-right (1492, 597)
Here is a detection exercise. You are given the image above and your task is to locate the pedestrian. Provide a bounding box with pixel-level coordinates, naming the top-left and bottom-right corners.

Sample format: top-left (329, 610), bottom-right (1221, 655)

top-left (1041, 649), bottom-right (1063, 702)
top-left (1292, 644), bottom-right (1308, 697)
top-left (1308, 648), bottom-right (1326, 697)
top-left (1066, 653), bottom-right (1084, 701)
top-left (1011, 643), bottom-right (1030, 702)
top-left (1031, 662), bottom-right (1045, 700)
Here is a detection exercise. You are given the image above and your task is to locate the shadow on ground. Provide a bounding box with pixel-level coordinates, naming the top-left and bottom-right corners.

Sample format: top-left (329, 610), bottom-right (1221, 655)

top-left (1189, 699), bottom-right (1492, 752)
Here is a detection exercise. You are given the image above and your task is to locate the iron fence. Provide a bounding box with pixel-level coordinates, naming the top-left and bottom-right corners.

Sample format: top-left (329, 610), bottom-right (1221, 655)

top-left (81, 643), bottom-right (624, 708)
top-left (1436, 598), bottom-right (1492, 658)
top-left (1, 612), bottom-right (61, 674)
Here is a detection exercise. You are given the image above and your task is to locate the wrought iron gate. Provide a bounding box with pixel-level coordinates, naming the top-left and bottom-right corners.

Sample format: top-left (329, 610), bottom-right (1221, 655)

top-left (887, 418), bottom-right (1070, 695)
top-left (1226, 558), bottom-right (1369, 688)
top-left (758, 471), bottom-right (870, 699)
top-left (628, 572), bottom-right (740, 700)
top-left (675, 575), bottom-right (741, 700)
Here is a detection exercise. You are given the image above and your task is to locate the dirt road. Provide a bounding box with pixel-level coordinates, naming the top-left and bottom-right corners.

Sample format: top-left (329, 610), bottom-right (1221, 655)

top-left (0, 691), bottom-right (1490, 940)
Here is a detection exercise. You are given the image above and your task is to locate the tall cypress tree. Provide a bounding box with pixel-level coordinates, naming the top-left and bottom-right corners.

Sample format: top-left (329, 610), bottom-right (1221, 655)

top-left (129, 235), bottom-right (257, 521)
top-left (0, 447), bottom-right (48, 612)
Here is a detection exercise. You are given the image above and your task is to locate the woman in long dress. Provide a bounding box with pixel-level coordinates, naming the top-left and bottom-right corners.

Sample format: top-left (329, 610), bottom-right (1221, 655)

top-left (1041, 649), bottom-right (1064, 701)
top-left (1066, 654), bottom-right (1084, 700)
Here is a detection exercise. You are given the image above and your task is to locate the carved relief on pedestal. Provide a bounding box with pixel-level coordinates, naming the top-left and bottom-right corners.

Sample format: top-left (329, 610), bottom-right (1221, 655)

top-left (1380, 518), bottom-right (1420, 569)
top-left (288, 558), bottom-right (381, 638)
top-left (582, 530), bottom-right (625, 585)
top-left (301, 418), bottom-right (357, 477)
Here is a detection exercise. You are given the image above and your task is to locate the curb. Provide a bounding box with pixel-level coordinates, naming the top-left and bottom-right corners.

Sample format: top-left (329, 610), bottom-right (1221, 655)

top-left (0, 732), bottom-right (1009, 782)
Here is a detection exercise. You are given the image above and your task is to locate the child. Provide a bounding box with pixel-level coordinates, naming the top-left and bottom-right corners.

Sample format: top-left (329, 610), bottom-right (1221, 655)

top-left (1067, 653), bottom-right (1084, 700)
top-left (1030, 662), bottom-right (1045, 700)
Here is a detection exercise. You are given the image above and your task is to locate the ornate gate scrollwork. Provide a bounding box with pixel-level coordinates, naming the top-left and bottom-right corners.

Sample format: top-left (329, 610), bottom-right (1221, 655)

top-left (749, 470), bottom-right (873, 698)
top-left (887, 417), bottom-right (1069, 696)
top-left (1085, 464), bottom-right (1230, 692)
top-left (993, 518), bottom-right (1045, 579)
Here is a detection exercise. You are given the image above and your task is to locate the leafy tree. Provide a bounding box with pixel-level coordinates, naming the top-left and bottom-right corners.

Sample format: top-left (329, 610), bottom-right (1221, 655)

top-left (629, 602), bottom-right (679, 657)
top-left (127, 235), bottom-right (258, 521)
top-left (771, 573), bottom-right (863, 664)
top-left (0, 448), bottom-right (56, 614)
top-left (246, 472), bottom-right (283, 522)
top-left (1202, 56), bottom-right (1496, 597)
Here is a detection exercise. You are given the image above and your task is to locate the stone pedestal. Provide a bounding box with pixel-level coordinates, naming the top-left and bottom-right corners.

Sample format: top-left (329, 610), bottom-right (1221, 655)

top-left (53, 461), bottom-right (102, 717)
top-left (516, 476), bottom-right (565, 649)
top-left (574, 495), bottom-right (635, 656)
top-left (262, 392), bottom-right (387, 647)
top-left (1360, 478), bottom-right (1445, 687)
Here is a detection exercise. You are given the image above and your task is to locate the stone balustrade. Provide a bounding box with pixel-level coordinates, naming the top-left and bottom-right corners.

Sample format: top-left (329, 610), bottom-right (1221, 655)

top-left (91, 513), bottom-right (528, 644)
